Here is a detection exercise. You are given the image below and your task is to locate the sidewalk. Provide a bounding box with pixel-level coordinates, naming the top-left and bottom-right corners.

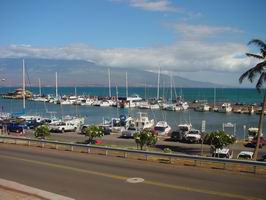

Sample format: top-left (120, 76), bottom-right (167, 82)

top-left (0, 178), bottom-right (75, 200)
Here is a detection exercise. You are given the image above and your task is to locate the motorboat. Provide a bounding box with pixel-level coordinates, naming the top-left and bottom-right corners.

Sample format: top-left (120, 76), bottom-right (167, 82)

top-left (195, 103), bottom-right (210, 112)
top-left (138, 101), bottom-right (150, 109)
top-left (154, 121), bottom-right (171, 136)
top-left (135, 112), bottom-right (154, 130)
top-left (81, 98), bottom-right (94, 106)
top-left (218, 103), bottom-right (232, 113)
top-left (247, 127), bottom-right (260, 142)
top-left (100, 100), bottom-right (111, 107)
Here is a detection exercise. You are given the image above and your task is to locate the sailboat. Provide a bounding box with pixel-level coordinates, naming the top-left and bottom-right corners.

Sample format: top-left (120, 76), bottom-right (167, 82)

top-left (32, 78), bottom-right (48, 102)
top-left (118, 72), bottom-right (142, 108)
top-left (18, 60), bottom-right (45, 124)
top-left (47, 72), bottom-right (60, 104)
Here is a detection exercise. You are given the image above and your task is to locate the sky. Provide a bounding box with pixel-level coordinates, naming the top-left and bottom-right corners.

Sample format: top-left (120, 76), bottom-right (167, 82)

top-left (0, 0), bottom-right (265, 87)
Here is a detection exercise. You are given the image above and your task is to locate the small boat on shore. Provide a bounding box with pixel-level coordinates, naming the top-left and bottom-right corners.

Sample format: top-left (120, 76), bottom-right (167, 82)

top-left (154, 121), bottom-right (171, 136)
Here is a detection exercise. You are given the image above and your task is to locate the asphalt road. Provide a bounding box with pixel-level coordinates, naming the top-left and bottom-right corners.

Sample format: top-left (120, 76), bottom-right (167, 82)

top-left (0, 144), bottom-right (265, 200)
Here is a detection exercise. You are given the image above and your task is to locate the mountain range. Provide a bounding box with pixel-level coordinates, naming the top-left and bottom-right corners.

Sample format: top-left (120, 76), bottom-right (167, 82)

top-left (0, 58), bottom-right (223, 88)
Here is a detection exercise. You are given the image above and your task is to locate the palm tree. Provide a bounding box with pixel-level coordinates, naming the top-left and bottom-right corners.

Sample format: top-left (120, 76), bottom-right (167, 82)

top-left (239, 39), bottom-right (266, 160)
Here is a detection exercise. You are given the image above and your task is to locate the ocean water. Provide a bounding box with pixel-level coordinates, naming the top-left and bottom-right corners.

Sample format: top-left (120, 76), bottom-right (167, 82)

top-left (1, 87), bottom-right (265, 103)
top-left (0, 87), bottom-right (265, 139)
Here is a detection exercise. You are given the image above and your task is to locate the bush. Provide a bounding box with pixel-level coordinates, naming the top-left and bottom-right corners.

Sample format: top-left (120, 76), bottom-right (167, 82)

top-left (34, 125), bottom-right (50, 139)
top-left (163, 148), bottom-right (172, 153)
top-left (133, 128), bottom-right (157, 150)
top-left (204, 130), bottom-right (236, 151)
top-left (84, 125), bottom-right (104, 144)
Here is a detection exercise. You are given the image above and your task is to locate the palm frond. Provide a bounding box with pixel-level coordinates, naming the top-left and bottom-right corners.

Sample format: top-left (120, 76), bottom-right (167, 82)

top-left (261, 48), bottom-right (266, 58)
top-left (239, 61), bottom-right (266, 83)
top-left (246, 53), bottom-right (263, 59)
top-left (248, 39), bottom-right (266, 50)
top-left (256, 72), bottom-right (266, 92)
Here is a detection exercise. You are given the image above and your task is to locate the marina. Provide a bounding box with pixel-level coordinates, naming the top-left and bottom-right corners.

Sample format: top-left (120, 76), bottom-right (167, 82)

top-left (0, 86), bottom-right (265, 139)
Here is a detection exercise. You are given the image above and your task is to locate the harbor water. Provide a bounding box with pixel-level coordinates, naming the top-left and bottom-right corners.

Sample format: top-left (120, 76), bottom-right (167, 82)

top-left (0, 87), bottom-right (265, 139)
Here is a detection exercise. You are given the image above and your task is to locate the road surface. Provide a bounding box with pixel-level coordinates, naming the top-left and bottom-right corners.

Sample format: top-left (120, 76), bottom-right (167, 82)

top-left (0, 143), bottom-right (265, 200)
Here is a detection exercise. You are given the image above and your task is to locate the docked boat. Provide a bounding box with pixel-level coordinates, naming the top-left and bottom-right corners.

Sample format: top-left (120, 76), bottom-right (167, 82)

top-left (150, 103), bottom-right (160, 109)
top-left (247, 127), bottom-right (261, 141)
top-left (178, 123), bottom-right (192, 134)
top-left (154, 121), bottom-right (171, 136)
top-left (233, 107), bottom-right (242, 114)
top-left (81, 98), bottom-right (94, 106)
top-left (138, 101), bottom-right (150, 109)
top-left (218, 103), bottom-right (232, 113)
top-left (195, 103), bottom-right (210, 112)
top-left (100, 100), bottom-right (111, 107)
top-left (60, 99), bottom-right (72, 105)
top-left (118, 94), bottom-right (143, 108)
top-left (135, 112), bottom-right (154, 130)
top-left (179, 101), bottom-right (189, 110)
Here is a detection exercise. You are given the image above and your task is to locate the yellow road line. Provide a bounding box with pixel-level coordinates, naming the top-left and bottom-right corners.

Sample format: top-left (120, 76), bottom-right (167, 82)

top-left (0, 154), bottom-right (262, 200)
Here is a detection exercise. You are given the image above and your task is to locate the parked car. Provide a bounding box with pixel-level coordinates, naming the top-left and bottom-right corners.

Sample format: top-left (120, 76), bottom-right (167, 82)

top-left (49, 121), bottom-right (77, 133)
top-left (184, 129), bottom-right (202, 143)
top-left (26, 119), bottom-right (44, 129)
top-left (171, 131), bottom-right (185, 142)
top-left (237, 151), bottom-right (254, 160)
top-left (260, 154), bottom-right (266, 162)
top-left (212, 148), bottom-right (233, 159)
top-left (7, 122), bottom-right (28, 133)
top-left (251, 137), bottom-right (266, 148)
top-left (121, 127), bottom-right (138, 138)
top-left (98, 125), bottom-right (111, 135)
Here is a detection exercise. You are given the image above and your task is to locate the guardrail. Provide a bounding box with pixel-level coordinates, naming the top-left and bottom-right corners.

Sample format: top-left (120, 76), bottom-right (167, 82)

top-left (0, 135), bottom-right (265, 173)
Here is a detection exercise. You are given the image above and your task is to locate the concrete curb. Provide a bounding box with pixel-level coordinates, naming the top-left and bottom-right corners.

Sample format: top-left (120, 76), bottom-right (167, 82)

top-left (0, 178), bottom-right (75, 200)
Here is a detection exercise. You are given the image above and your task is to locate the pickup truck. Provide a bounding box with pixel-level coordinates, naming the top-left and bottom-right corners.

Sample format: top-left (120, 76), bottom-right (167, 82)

top-left (49, 121), bottom-right (77, 133)
top-left (184, 129), bottom-right (202, 143)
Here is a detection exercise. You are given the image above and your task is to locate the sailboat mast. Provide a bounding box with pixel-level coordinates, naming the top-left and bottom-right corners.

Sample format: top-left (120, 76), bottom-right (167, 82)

top-left (214, 87), bottom-right (216, 107)
top-left (38, 78), bottom-right (41, 96)
top-left (157, 66), bottom-right (160, 100)
top-left (116, 85), bottom-right (118, 100)
top-left (55, 72), bottom-right (58, 99)
top-left (144, 81), bottom-right (147, 100)
top-left (22, 59), bottom-right (26, 110)
top-left (170, 74), bottom-right (173, 102)
top-left (126, 72), bottom-right (128, 98)
top-left (108, 68), bottom-right (111, 97)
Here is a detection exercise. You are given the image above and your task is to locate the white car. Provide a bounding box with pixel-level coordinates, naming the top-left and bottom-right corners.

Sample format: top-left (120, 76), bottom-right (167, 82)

top-left (212, 148), bottom-right (233, 159)
top-left (237, 151), bottom-right (254, 160)
top-left (121, 127), bottom-right (138, 138)
top-left (184, 129), bottom-right (202, 143)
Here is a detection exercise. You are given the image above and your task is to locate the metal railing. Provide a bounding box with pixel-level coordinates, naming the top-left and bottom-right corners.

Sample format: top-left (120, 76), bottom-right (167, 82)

top-left (0, 135), bottom-right (265, 173)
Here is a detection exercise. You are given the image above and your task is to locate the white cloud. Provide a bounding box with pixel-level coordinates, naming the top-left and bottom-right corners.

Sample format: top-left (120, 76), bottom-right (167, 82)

top-left (110, 0), bottom-right (179, 12)
top-left (129, 0), bottom-right (177, 12)
top-left (172, 22), bottom-right (243, 39)
top-left (0, 41), bottom-right (251, 74)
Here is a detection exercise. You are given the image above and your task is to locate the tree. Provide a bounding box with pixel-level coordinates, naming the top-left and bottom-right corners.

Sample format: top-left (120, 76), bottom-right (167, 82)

top-left (239, 39), bottom-right (266, 160)
top-left (34, 125), bottom-right (50, 139)
top-left (84, 125), bottom-right (104, 144)
top-left (133, 128), bottom-right (157, 150)
top-left (204, 130), bottom-right (236, 153)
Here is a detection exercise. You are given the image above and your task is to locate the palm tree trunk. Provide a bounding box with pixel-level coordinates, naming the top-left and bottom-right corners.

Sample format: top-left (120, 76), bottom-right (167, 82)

top-left (253, 92), bottom-right (266, 160)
